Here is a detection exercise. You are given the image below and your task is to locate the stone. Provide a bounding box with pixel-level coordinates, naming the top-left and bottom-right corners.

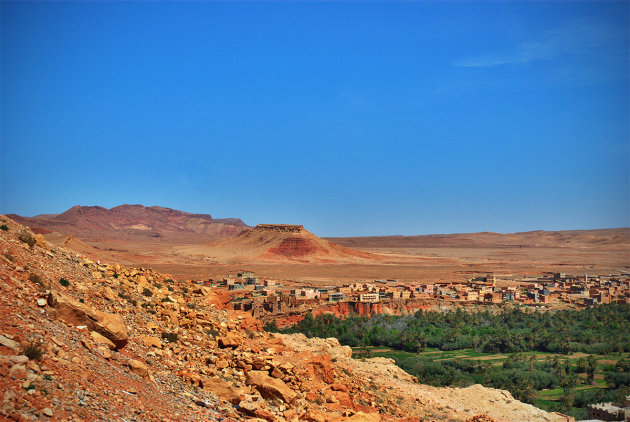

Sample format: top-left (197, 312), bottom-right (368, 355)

top-left (9, 356), bottom-right (29, 364)
top-left (37, 299), bottom-right (47, 307)
top-left (91, 331), bottom-right (116, 349)
top-left (200, 376), bottom-right (243, 405)
top-left (34, 234), bottom-right (48, 249)
top-left (331, 383), bottom-right (349, 392)
top-left (344, 412), bottom-right (381, 422)
top-left (9, 364), bottom-right (28, 380)
top-left (238, 400), bottom-right (258, 416)
top-left (102, 287), bottom-right (116, 301)
top-left (217, 332), bottom-right (242, 349)
top-left (47, 292), bottom-right (128, 349)
top-left (310, 355), bottom-right (335, 384)
top-left (215, 359), bottom-right (229, 369)
top-left (127, 359), bottom-right (150, 378)
top-left (304, 409), bottom-right (328, 422)
top-left (97, 346), bottom-right (111, 359)
top-left (141, 336), bottom-right (162, 348)
top-left (0, 334), bottom-right (20, 352)
top-left (41, 408), bottom-right (53, 417)
top-left (245, 370), bottom-right (296, 404)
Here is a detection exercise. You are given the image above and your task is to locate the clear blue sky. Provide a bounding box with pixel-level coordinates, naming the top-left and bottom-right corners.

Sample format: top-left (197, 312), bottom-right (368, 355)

top-left (1, 1), bottom-right (628, 236)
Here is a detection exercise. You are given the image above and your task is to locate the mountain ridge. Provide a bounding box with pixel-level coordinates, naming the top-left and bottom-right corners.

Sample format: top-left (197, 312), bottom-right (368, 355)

top-left (7, 204), bottom-right (248, 241)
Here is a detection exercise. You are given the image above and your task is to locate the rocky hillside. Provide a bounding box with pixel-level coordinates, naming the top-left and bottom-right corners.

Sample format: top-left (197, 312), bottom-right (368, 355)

top-left (7, 205), bottom-right (248, 241)
top-left (0, 215), bottom-right (566, 422)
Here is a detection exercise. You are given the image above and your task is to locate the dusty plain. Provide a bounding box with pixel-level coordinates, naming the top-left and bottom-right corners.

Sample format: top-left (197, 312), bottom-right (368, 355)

top-left (50, 228), bottom-right (630, 285)
top-left (13, 206), bottom-right (629, 285)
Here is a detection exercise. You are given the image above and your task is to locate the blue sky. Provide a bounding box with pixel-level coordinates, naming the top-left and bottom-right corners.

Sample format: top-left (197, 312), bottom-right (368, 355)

top-left (1, 1), bottom-right (628, 237)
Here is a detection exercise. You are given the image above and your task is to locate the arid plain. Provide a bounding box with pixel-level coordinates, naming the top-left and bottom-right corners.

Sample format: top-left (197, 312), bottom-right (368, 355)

top-left (10, 205), bottom-right (629, 285)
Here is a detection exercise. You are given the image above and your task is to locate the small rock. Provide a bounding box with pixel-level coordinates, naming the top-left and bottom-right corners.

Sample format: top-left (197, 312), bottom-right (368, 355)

top-left (42, 407), bottom-right (53, 417)
top-left (128, 359), bottom-right (150, 378)
top-left (9, 355), bottom-right (29, 364)
top-left (37, 299), bottom-right (47, 307)
top-left (0, 334), bottom-right (20, 352)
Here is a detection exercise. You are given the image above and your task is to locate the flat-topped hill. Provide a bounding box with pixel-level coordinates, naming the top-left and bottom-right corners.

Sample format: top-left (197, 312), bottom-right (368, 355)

top-left (204, 224), bottom-right (379, 263)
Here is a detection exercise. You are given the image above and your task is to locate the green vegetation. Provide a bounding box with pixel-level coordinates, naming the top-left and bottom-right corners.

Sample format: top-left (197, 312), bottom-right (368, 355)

top-left (18, 229), bottom-right (35, 247)
top-left (28, 273), bottom-right (43, 286)
top-left (21, 339), bottom-right (43, 361)
top-left (59, 277), bottom-right (70, 287)
top-left (0, 224), bottom-right (8, 231)
top-left (266, 304), bottom-right (630, 418)
top-left (142, 287), bottom-right (153, 297)
top-left (161, 332), bottom-right (178, 343)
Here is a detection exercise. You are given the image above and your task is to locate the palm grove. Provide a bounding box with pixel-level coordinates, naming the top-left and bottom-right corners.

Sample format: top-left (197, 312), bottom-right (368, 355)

top-left (265, 304), bottom-right (630, 419)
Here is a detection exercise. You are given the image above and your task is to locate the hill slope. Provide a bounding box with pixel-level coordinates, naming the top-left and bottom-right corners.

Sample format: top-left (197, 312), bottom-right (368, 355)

top-left (204, 224), bottom-right (381, 263)
top-left (0, 214), bottom-right (565, 421)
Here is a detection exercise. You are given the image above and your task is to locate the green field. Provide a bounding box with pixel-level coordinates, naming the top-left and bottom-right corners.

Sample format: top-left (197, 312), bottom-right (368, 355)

top-left (351, 346), bottom-right (628, 419)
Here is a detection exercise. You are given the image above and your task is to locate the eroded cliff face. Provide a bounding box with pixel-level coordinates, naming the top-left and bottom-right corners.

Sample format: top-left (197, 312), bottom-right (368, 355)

top-left (310, 300), bottom-right (431, 318)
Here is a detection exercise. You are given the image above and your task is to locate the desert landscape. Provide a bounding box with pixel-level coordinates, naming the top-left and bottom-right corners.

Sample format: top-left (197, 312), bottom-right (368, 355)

top-left (3, 1), bottom-right (628, 421)
top-left (10, 205), bottom-right (629, 285)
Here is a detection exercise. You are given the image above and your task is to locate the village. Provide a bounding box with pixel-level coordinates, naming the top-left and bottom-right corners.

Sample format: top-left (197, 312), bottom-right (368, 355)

top-left (203, 271), bottom-right (630, 321)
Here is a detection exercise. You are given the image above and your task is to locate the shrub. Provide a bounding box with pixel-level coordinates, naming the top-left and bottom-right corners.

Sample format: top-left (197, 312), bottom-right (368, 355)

top-left (167, 285), bottom-right (174, 292)
top-left (3, 252), bottom-right (14, 262)
top-left (165, 278), bottom-right (174, 284)
top-left (154, 283), bottom-right (162, 289)
top-left (113, 273), bottom-right (119, 279)
top-left (142, 288), bottom-right (153, 297)
top-left (185, 302), bottom-right (197, 309)
top-left (205, 328), bottom-right (219, 337)
top-left (18, 230), bottom-right (35, 247)
top-left (161, 332), bottom-right (178, 343)
top-left (28, 273), bottom-right (42, 286)
top-left (0, 224), bottom-right (8, 231)
top-left (59, 278), bottom-right (69, 287)
top-left (118, 291), bottom-right (132, 301)
top-left (22, 339), bottom-right (43, 361)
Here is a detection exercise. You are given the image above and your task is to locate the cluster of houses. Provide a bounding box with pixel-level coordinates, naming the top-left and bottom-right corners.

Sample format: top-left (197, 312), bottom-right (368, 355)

top-left (212, 271), bottom-right (630, 317)
top-left (587, 395), bottom-right (630, 421)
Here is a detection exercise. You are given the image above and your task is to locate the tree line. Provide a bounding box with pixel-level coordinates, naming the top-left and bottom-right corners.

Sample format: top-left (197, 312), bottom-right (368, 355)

top-left (265, 304), bottom-right (630, 419)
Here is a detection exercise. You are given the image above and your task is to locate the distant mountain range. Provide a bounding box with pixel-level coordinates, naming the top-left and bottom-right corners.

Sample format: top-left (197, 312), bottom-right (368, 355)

top-left (7, 204), bottom-right (248, 241)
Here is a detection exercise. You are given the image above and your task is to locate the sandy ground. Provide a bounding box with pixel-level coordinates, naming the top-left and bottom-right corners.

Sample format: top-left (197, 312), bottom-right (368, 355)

top-left (43, 232), bottom-right (629, 285)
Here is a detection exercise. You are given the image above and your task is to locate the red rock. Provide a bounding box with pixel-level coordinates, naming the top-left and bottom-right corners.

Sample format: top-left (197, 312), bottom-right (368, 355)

top-left (310, 355), bottom-right (335, 384)
top-left (246, 370), bottom-right (297, 403)
top-left (48, 292), bottom-right (128, 349)
top-left (217, 332), bottom-right (242, 349)
top-left (200, 376), bottom-right (243, 405)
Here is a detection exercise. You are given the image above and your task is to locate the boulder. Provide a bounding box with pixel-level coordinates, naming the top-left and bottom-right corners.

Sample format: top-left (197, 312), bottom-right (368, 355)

top-left (310, 355), bottom-right (335, 384)
top-left (142, 336), bottom-right (162, 348)
top-left (217, 332), bottom-right (242, 349)
top-left (47, 292), bottom-right (128, 349)
top-left (90, 331), bottom-right (116, 350)
top-left (200, 376), bottom-right (243, 404)
top-left (127, 359), bottom-right (150, 377)
top-left (0, 334), bottom-right (20, 353)
top-left (246, 370), bottom-right (296, 403)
